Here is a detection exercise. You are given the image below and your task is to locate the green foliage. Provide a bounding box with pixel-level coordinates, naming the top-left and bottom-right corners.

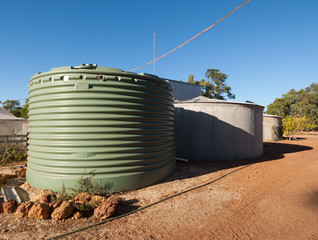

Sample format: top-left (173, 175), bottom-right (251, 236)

top-left (20, 99), bottom-right (29, 119)
top-left (282, 115), bottom-right (316, 140)
top-left (266, 83), bottom-right (318, 129)
top-left (2, 100), bottom-right (21, 117)
top-left (73, 201), bottom-right (94, 212)
top-left (51, 184), bottom-right (73, 202)
top-left (0, 136), bottom-right (27, 165)
top-left (71, 176), bottom-right (113, 196)
top-left (187, 68), bottom-right (235, 100)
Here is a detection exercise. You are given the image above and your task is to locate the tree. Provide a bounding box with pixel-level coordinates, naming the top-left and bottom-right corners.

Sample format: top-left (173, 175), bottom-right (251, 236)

top-left (283, 115), bottom-right (316, 140)
top-left (266, 83), bottom-right (318, 128)
top-left (187, 68), bottom-right (235, 100)
top-left (20, 99), bottom-right (29, 119)
top-left (2, 100), bottom-right (21, 117)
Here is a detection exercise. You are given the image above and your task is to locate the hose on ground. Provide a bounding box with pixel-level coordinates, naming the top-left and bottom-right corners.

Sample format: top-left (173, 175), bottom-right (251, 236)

top-left (47, 165), bottom-right (250, 239)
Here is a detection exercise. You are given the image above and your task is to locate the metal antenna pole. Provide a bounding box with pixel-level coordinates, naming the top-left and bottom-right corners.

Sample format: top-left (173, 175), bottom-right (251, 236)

top-left (153, 32), bottom-right (156, 75)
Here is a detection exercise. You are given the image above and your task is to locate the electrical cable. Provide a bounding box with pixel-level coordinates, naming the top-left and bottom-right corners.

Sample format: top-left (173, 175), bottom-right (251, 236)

top-left (127, 0), bottom-right (251, 72)
top-left (47, 164), bottom-right (250, 239)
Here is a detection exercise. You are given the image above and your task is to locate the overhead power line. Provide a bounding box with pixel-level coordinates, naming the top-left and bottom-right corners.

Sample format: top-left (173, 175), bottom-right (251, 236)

top-left (127, 0), bottom-right (251, 72)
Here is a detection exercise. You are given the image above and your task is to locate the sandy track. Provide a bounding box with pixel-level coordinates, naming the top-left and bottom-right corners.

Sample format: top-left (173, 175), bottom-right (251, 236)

top-left (1, 135), bottom-right (318, 239)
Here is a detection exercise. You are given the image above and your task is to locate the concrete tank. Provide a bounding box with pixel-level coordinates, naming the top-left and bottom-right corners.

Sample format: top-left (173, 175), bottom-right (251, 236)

top-left (27, 64), bottom-right (175, 192)
top-left (174, 96), bottom-right (264, 161)
top-left (263, 114), bottom-right (283, 141)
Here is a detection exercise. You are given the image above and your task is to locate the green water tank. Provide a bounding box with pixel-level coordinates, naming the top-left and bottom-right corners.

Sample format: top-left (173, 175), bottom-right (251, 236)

top-left (26, 64), bottom-right (175, 192)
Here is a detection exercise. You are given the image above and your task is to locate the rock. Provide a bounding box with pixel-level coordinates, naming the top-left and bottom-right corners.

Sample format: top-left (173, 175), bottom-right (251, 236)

top-left (15, 202), bottom-right (34, 218)
top-left (28, 203), bottom-right (51, 219)
top-left (74, 192), bottom-right (91, 203)
top-left (73, 192), bottom-right (93, 211)
top-left (3, 199), bottom-right (17, 213)
top-left (49, 200), bottom-right (63, 211)
top-left (40, 194), bottom-right (52, 204)
top-left (0, 203), bottom-right (3, 213)
top-left (73, 211), bottom-right (84, 220)
top-left (107, 195), bottom-right (121, 205)
top-left (94, 201), bottom-right (117, 220)
top-left (19, 182), bottom-right (33, 191)
top-left (89, 195), bottom-right (108, 209)
top-left (51, 201), bottom-right (74, 220)
top-left (91, 195), bottom-right (107, 204)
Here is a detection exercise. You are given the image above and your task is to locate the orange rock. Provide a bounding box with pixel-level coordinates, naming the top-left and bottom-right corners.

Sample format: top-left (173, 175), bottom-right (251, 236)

top-left (89, 195), bottom-right (108, 209)
top-left (94, 201), bottom-right (116, 220)
top-left (40, 194), bottom-right (52, 204)
top-left (28, 203), bottom-right (50, 220)
top-left (74, 192), bottom-right (91, 203)
top-left (3, 199), bottom-right (17, 213)
top-left (107, 195), bottom-right (121, 205)
top-left (49, 200), bottom-right (63, 211)
top-left (73, 211), bottom-right (84, 219)
top-left (15, 202), bottom-right (34, 218)
top-left (51, 201), bottom-right (74, 220)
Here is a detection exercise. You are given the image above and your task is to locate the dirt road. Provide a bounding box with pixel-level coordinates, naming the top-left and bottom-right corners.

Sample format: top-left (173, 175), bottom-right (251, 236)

top-left (1, 135), bottom-right (318, 239)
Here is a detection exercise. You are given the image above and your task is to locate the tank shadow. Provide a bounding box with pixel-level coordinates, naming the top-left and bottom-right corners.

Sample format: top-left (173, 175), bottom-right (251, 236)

top-left (174, 108), bottom-right (263, 161)
top-left (165, 141), bottom-right (313, 182)
top-left (114, 198), bottom-right (140, 215)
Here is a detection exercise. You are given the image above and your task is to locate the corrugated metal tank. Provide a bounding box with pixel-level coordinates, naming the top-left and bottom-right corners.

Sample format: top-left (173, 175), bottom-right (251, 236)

top-left (26, 64), bottom-right (175, 192)
top-left (263, 114), bottom-right (283, 141)
top-left (174, 96), bottom-right (264, 161)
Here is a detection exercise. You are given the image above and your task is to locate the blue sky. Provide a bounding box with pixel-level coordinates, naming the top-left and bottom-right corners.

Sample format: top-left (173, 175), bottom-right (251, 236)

top-left (1, 0), bottom-right (317, 109)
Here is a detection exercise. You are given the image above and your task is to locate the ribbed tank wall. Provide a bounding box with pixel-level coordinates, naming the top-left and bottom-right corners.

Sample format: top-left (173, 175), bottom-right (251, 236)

top-left (26, 65), bottom-right (175, 192)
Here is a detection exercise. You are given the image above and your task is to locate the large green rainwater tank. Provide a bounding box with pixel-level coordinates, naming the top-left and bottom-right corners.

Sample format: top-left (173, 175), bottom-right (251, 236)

top-left (26, 64), bottom-right (175, 192)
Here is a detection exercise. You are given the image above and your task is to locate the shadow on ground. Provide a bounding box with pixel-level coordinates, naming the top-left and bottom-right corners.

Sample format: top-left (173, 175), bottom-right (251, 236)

top-left (166, 141), bottom-right (313, 182)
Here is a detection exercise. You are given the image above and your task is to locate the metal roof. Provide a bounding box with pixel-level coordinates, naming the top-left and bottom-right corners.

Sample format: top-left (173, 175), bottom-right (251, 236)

top-left (0, 107), bottom-right (25, 121)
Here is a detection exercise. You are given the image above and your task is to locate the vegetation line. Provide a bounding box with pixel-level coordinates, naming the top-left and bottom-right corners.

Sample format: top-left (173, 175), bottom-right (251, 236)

top-left (47, 164), bottom-right (250, 239)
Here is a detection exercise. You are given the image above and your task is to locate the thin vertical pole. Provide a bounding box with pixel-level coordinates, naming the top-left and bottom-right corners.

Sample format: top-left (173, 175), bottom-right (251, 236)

top-left (153, 32), bottom-right (156, 75)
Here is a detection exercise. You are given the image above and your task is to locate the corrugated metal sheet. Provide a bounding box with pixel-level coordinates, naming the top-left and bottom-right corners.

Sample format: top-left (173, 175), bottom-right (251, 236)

top-left (26, 64), bottom-right (175, 192)
top-left (168, 80), bottom-right (201, 101)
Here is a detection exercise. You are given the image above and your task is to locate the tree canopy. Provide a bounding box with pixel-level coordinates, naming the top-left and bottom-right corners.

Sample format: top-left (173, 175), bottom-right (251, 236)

top-left (283, 115), bottom-right (316, 140)
top-left (2, 100), bottom-right (21, 117)
top-left (187, 68), bottom-right (235, 100)
top-left (266, 83), bottom-right (318, 128)
top-left (1, 99), bottom-right (29, 118)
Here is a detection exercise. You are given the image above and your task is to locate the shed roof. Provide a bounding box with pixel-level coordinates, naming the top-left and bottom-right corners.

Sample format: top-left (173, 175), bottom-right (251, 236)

top-left (0, 107), bottom-right (25, 121)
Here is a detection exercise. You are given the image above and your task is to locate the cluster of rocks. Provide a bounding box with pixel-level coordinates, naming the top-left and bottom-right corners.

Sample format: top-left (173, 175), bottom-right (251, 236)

top-left (0, 167), bottom-right (27, 186)
top-left (0, 192), bottom-right (119, 221)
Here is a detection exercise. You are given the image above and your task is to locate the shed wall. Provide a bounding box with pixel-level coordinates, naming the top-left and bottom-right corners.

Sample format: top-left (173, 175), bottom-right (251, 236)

top-left (168, 80), bottom-right (201, 101)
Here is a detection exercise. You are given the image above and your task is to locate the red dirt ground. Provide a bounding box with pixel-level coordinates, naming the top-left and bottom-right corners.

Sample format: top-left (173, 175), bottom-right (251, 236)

top-left (1, 135), bottom-right (318, 239)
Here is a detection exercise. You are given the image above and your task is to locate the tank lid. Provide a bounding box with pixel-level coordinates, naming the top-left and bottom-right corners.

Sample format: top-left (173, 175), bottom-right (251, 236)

top-left (74, 63), bottom-right (97, 69)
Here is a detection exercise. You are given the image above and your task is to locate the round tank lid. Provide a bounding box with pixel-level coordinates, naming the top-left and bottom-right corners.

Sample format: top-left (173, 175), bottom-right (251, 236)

top-left (74, 63), bottom-right (97, 69)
